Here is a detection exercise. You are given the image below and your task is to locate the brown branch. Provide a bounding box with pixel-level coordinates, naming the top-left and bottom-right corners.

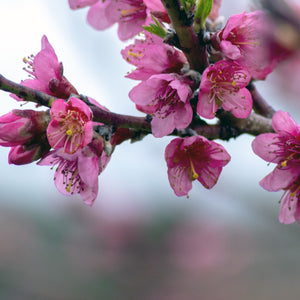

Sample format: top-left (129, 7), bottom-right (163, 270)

top-left (0, 74), bottom-right (56, 107)
top-left (90, 104), bottom-right (151, 131)
top-left (216, 110), bottom-right (274, 138)
top-left (161, 0), bottom-right (209, 73)
top-left (0, 74), bottom-right (151, 131)
top-left (0, 74), bottom-right (274, 141)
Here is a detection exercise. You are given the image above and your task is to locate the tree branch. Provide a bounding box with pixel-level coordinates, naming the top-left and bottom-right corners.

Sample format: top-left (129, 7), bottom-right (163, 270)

top-left (0, 74), bottom-right (274, 142)
top-left (161, 0), bottom-right (209, 73)
top-left (0, 74), bottom-right (56, 107)
top-left (247, 83), bottom-right (276, 118)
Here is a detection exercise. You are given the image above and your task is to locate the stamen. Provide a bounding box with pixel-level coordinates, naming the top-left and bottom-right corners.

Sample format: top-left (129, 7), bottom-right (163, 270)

top-left (127, 50), bottom-right (143, 58)
top-left (66, 129), bottom-right (73, 136)
top-left (189, 158), bottom-right (199, 181)
top-left (281, 160), bottom-right (287, 167)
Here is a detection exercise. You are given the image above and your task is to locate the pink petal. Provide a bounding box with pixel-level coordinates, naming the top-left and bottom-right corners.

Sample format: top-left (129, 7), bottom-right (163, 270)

top-left (168, 164), bottom-right (193, 196)
top-left (169, 79), bottom-right (191, 103)
top-left (221, 88), bottom-right (252, 118)
top-left (220, 40), bottom-right (242, 60)
top-left (259, 166), bottom-right (299, 191)
top-left (87, 1), bottom-right (118, 30)
top-left (144, 0), bottom-right (165, 11)
top-left (197, 91), bottom-right (217, 119)
top-left (68, 0), bottom-right (98, 9)
top-left (151, 114), bottom-right (175, 138)
top-left (174, 104), bottom-right (193, 129)
top-left (279, 193), bottom-right (297, 224)
top-left (34, 36), bottom-right (60, 82)
top-left (165, 138), bottom-right (183, 167)
top-left (272, 110), bottom-right (299, 135)
top-left (252, 133), bottom-right (282, 163)
top-left (221, 12), bottom-right (245, 39)
top-left (129, 81), bottom-right (159, 106)
top-left (117, 18), bottom-right (145, 41)
top-left (78, 155), bottom-right (99, 206)
top-left (208, 143), bottom-right (231, 164)
top-left (82, 121), bottom-right (94, 147)
top-left (197, 165), bottom-right (222, 189)
top-left (199, 68), bottom-right (213, 92)
top-left (50, 99), bottom-right (67, 119)
top-left (69, 97), bottom-right (92, 119)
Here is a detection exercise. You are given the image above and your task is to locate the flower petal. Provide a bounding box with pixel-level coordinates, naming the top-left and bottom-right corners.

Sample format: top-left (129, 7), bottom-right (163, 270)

top-left (252, 133), bottom-right (282, 163)
top-left (259, 166), bottom-right (299, 191)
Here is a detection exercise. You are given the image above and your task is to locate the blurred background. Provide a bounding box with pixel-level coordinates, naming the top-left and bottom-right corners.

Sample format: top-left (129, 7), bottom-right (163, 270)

top-left (1, 0), bottom-right (300, 299)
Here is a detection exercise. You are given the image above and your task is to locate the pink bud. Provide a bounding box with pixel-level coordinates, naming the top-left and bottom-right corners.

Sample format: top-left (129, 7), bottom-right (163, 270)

top-left (8, 145), bottom-right (45, 165)
top-left (0, 110), bottom-right (48, 146)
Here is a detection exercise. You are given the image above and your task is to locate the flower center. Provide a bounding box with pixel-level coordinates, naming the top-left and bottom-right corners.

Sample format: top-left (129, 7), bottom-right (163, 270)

top-left (277, 136), bottom-right (300, 168)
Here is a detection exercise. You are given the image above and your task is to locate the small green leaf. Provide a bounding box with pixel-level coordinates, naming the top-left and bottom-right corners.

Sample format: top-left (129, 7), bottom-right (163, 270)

top-left (181, 0), bottom-right (196, 13)
top-left (194, 0), bottom-right (213, 32)
top-left (142, 15), bottom-right (167, 39)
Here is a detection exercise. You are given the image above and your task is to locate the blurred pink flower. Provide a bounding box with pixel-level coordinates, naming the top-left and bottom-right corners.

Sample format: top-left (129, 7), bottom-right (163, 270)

top-left (121, 32), bottom-right (187, 81)
top-left (129, 73), bottom-right (193, 137)
top-left (165, 136), bottom-right (230, 196)
top-left (216, 11), bottom-right (277, 80)
top-left (11, 35), bottom-right (77, 101)
top-left (208, 0), bottom-right (222, 22)
top-left (197, 60), bottom-right (252, 119)
top-left (47, 97), bottom-right (93, 154)
top-left (68, 0), bottom-right (167, 41)
top-left (252, 111), bottom-right (300, 225)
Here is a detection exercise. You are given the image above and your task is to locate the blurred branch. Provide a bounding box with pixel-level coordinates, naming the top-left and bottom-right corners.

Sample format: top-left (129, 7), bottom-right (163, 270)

top-left (216, 110), bottom-right (274, 139)
top-left (247, 83), bottom-right (276, 118)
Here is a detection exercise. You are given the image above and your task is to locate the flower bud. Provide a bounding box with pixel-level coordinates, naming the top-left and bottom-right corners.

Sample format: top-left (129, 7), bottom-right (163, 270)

top-left (8, 144), bottom-right (49, 165)
top-left (0, 110), bottom-right (49, 147)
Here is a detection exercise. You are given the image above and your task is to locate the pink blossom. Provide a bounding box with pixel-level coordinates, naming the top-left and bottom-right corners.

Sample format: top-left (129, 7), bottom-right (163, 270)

top-left (121, 32), bottom-right (187, 81)
top-left (252, 111), bottom-right (300, 225)
top-left (11, 35), bottom-right (77, 101)
top-left (68, 0), bottom-right (168, 41)
top-left (197, 60), bottom-right (252, 119)
top-left (216, 11), bottom-right (276, 80)
top-left (38, 150), bottom-right (98, 206)
top-left (165, 136), bottom-right (231, 196)
top-left (252, 111), bottom-right (300, 192)
top-left (47, 97), bottom-right (93, 154)
top-left (38, 134), bottom-right (109, 206)
top-left (129, 73), bottom-right (193, 137)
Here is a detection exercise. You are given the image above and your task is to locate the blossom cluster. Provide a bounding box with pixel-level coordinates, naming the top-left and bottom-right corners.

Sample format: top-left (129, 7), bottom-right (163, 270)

top-left (1, 36), bottom-right (115, 206)
top-left (0, 0), bottom-right (298, 228)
